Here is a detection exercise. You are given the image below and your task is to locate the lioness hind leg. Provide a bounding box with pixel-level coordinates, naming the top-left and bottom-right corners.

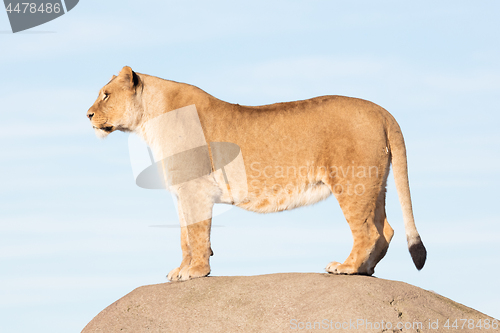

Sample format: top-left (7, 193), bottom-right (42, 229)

top-left (326, 185), bottom-right (388, 276)
top-left (326, 208), bottom-right (380, 275)
top-left (369, 189), bottom-right (394, 271)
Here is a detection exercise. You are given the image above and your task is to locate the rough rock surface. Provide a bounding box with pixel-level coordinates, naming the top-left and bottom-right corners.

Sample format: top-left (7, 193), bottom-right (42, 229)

top-left (82, 273), bottom-right (497, 332)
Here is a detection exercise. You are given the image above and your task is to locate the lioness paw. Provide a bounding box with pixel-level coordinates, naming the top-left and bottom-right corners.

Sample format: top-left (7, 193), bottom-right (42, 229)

top-left (325, 261), bottom-right (367, 275)
top-left (326, 262), bottom-right (356, 274)
top-left (179, 264), bottom-right (210, 281)
top-left (167, 267), bottom-right (182, 282)
top-left (325, 261), bottom-right (342, 274)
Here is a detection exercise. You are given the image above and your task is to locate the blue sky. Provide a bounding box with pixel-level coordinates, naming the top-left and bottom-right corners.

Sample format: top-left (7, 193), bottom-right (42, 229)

top-left (1, 1), bottom-right (499, 331)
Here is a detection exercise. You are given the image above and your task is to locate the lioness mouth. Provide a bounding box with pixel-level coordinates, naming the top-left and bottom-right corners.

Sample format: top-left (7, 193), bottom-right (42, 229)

top-left (102, 126), bottom-right (114, 132)
top-left (93, 125), bottom-right (114, 132)
top-left (92, 126), bottom-right (113, 133)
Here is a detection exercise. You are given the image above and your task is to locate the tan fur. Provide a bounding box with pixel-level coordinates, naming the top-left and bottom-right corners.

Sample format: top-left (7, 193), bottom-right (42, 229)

top-left (87, 66), bottom-right (426, 281)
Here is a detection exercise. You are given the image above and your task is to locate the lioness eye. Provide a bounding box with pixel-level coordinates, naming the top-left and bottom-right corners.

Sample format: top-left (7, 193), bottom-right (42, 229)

top-left (103, 94), bottom-right (109, 101)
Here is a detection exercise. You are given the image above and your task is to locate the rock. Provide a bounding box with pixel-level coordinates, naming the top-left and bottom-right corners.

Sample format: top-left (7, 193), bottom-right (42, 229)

top-left (82, 273), bottom-right (497, 332)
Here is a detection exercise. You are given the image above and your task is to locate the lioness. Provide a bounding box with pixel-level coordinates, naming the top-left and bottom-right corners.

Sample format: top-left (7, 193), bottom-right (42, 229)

top-left (87, 66), bottom-right (426, 281)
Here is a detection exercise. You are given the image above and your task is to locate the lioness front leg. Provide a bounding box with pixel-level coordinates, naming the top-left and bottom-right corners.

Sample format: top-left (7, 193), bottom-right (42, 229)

top-left (167, 225), bottom-right (191, 281)
top-left (167, 219), bottom-right (214, 281)
top-left (168, 181), bottom-right (214, 281)
top-left (178, 218), bottom-right (212, 281)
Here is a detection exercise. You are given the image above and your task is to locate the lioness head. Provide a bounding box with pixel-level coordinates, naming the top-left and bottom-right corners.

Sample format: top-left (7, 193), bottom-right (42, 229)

top-left (87, 66), bottom-right (143, 138)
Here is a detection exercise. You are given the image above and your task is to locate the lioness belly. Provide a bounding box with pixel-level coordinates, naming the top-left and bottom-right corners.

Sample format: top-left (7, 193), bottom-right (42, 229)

top-left (238, 181), bottom-right (332, 213)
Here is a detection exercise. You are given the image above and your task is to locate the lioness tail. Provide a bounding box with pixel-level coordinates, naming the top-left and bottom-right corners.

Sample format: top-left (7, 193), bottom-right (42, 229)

top-left (387, 116), bottom-right (427, 270)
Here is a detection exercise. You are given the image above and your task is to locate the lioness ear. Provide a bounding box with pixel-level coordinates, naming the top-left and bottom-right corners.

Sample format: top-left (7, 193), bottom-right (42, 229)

top-left (118, 66), bottom-right (140, 90)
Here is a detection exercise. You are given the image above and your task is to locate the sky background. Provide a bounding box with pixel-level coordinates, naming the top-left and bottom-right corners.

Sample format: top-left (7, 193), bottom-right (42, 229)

top-left (1, 1), bottom-right (499, 332)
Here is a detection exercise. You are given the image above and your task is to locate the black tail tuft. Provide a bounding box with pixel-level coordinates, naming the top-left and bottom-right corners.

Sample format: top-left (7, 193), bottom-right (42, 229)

top-left (409, 240), bottom-right (427, 270)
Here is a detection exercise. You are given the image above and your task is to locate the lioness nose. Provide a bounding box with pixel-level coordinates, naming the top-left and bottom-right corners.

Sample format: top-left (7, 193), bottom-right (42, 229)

top-left (87, 112), bottom-right (94, 120)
